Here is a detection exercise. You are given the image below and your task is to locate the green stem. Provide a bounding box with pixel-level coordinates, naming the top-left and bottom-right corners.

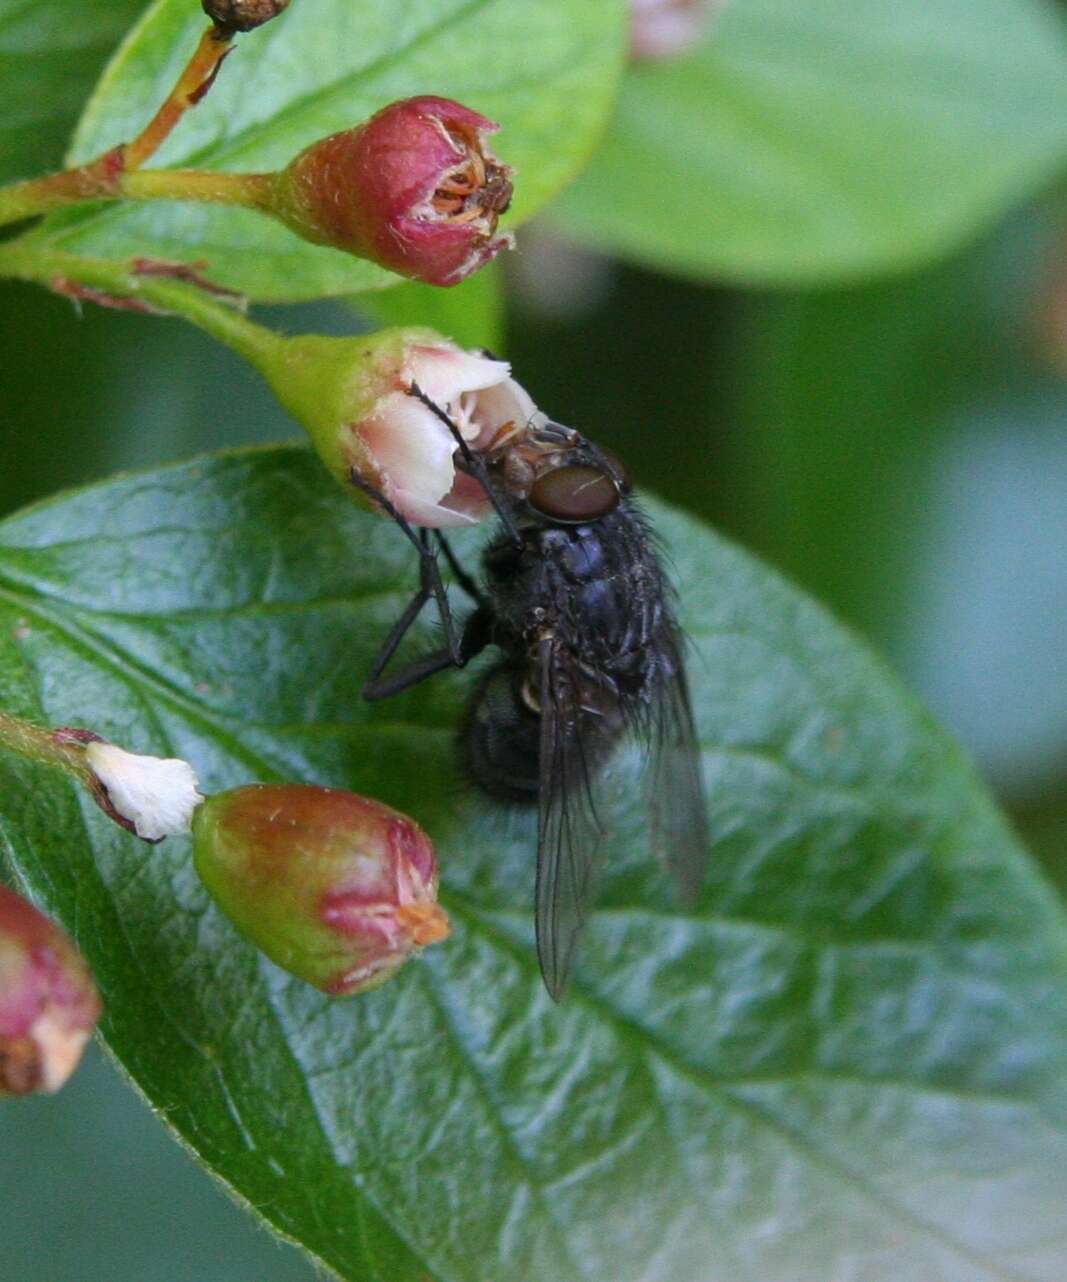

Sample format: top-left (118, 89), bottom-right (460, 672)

top-left (0, 177), bottom-right (73, 225)
top-left (0, 239), bottom-right (282, 369)
top-left (122, 168), bottom-right (275, 211)
top-left (0, 149), bottom-right (127, 228)
top-left (0, 160), bottom-right (278, 233)
top-left (0, 710), bottom-right (91, 782)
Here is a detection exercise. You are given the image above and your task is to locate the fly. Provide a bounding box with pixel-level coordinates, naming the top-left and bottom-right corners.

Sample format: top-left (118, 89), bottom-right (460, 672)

top-left (351, 384), bottom-right (709, 999)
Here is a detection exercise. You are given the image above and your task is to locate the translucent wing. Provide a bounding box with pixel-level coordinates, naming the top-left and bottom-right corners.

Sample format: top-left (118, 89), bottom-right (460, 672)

top-left (644, 624), bottom-right (710, 904)
top-left (534, 636), bottom-right (617, 1001)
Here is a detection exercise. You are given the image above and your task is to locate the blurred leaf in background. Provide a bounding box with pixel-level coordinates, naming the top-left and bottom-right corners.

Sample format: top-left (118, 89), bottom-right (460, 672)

top-left (554, 0), bottom-right (1067, 284)
top-left (0, 1045), bottom-right (314, 1281)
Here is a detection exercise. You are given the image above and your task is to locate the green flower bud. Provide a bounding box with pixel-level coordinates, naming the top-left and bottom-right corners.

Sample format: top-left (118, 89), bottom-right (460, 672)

top-left (192, 784), bottom-right (449, 995)
top-left (255, 325), bottom-right (537, 527)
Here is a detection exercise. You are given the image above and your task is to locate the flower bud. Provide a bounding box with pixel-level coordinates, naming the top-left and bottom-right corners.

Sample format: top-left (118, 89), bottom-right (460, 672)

top-left (258, 326), bottom-right (540, 526)
top-left (270, 96), bottom-right (514, 286)
top-left (81, 740), bottom-right (204, 842)
top-left (192, 784), bottom-right (449, 995)
top-left (630, 0), bottom-right (725, 60)
top-left (0, 886), bottom-right (100, 1096)
top-left (202, 0), bottom-right (290, 31)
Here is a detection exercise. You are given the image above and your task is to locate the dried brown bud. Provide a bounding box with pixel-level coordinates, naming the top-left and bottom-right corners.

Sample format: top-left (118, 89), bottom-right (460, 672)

top-left (203, 0), bottom-right (291, 33)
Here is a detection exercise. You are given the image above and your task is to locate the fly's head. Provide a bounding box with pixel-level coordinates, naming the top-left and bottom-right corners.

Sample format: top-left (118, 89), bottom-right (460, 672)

top-left (481, 419), bottom-right (632, 527)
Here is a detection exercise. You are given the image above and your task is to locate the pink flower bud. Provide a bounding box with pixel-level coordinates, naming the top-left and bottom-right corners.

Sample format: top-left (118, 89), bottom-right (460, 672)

top-left (630, 0), bottom-right (725, 60)
top-left (272, 96), bottom-right (514, 286)
top-left (0, 886), bottom-right (100, 1096)
top-left (192, 785), bottom-right (449, 995)
top-left (258, 326), bottom-right (540, 527)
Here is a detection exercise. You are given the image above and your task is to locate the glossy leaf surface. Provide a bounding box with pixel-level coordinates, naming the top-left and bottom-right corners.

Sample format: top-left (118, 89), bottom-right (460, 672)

top-left (0, 449), bottom-right (1065, 1281)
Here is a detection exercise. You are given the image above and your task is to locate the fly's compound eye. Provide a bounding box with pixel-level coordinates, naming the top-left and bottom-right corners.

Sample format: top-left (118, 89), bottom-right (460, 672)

top-left (528, 464), bottom-right (620, 524)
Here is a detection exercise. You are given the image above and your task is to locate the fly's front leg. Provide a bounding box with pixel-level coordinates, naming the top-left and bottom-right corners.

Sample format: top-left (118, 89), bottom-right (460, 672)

top-left (363, 606), bottom-right (493, 702)
top-left (435, 531), bottom-right (485, 606)
top-left (407, 381), bottom-right (523, 548)
top-left (349, 472), bottom-right (465, 693)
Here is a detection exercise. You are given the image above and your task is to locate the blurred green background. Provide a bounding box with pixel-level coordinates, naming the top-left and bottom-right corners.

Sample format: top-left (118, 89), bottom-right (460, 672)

top-left (4, 1), bottom-right (1067, 1278)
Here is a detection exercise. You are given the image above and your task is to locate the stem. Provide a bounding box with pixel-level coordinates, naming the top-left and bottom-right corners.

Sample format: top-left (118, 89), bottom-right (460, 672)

top-left (0, 163), bottom-right (277, 233)
top-left (0, 239), bottom-right (281, 370)
top-left (0, 710), bottom-right (91, 783)
top-left (123, 24), bottom-right (235, 171)
top-left (0, 149), bottom-right (126, 228)
top-left (0, 22), bottom-right (244, 231)
top-left (122, 168), bottom-right (275, 211)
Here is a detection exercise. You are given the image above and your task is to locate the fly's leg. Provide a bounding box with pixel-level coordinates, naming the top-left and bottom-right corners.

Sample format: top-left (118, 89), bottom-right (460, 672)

top-left (362, 646), bottom-right (459, 701)
top-left (435, 531), bottom-right (485, 606)
top-left (363, 607), bottom-right (492, 701)
top-left (349, 471), bottom-right (464, 684)
top-left (407, 381), bottom-right (523, 548)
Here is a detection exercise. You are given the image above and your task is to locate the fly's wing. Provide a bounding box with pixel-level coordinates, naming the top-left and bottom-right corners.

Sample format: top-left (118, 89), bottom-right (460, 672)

top-left (535, 637), bottom-right (614, 1001)
top-left (644, 624), bottom-right (710, 905)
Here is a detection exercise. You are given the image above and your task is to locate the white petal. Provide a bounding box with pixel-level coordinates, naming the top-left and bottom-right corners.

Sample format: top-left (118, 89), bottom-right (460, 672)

top-left (392, 487), bottom-right (483, 527)
top-left (359, 392), bottom-right (456, 512)
top-left (466, 376), bottom-right (542, 450)
top-left (31, 1011), bottom-right (91, 1093)
top-left (405, 344), bottom-right (510, 406)
top-left (85, 742), bottom-right (204, 841)
top-left (356, 341), bottom-right (543, 529)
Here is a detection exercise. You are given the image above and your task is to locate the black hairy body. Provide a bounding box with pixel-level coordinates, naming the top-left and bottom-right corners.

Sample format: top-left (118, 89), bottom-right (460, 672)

top-left (461, 500), bottom-right (672, 804)
top-left (357, 400), bottom-right (708, 999)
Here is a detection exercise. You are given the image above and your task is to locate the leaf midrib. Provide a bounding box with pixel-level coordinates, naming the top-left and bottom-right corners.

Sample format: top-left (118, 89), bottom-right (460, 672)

top-left (444, 895), bottom-right (1043, 1282)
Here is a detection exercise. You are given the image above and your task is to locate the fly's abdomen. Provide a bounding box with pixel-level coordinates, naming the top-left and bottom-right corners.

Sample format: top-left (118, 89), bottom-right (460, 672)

top-left (460, 663), bottom-right (541, 803)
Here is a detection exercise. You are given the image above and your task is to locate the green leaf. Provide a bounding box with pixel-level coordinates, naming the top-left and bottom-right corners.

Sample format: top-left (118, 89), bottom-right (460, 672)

top-left (37, 0), bottom-right (627, 301)
top-left (0, 0), bottom-right (146, 183)
top-left (2, 447), bottom-right (1067, 1282)
top-left (554, 0), bottom-right (1067, 285)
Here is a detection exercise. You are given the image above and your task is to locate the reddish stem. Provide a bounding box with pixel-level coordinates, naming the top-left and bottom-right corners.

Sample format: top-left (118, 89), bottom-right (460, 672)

top-left (123, 24), bottom-right (235, 171)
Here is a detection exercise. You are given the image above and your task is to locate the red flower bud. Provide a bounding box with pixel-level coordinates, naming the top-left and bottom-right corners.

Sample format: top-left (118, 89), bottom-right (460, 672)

top-left (272, 96), bottom-right (514, 286)
top-left (0, 886), bottom-right (100, 1096)
top-left (192, 785), bottom-right (449, 995)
